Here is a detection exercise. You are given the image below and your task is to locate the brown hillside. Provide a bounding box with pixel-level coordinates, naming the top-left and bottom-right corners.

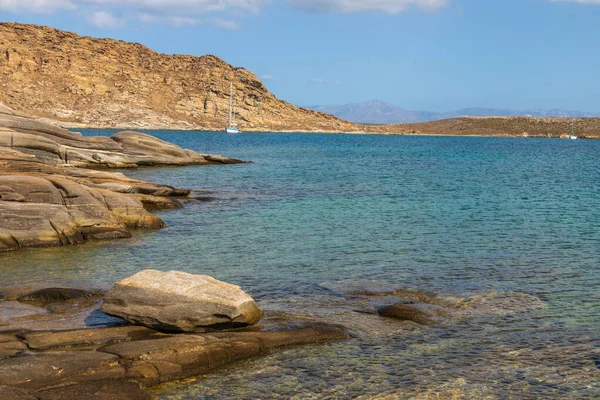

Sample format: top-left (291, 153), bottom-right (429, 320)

top-left (0, 22), bottom-right (360, 132)
top-left (1, 23), bottom-right (597, 138)
top-left (390, 116), bottom-right (600, 139)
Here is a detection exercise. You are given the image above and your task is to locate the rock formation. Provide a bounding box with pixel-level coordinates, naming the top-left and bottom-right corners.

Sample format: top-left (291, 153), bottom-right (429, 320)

top-left (0, 103), bottom-right (242, 251)
top-left (0, 323), bottom-right (348, 399)
top-left (396, 116), bottom-right (600, 139)
top-left (102, 270), bottom-right (264, 332)
top-left (0, 22), bottom-right (359, 133)
top-left (377, 301), bottom-right (449, 325)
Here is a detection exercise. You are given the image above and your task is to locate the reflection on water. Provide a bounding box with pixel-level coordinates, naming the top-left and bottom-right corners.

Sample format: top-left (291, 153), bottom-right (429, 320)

top-left (1, 132), bottom-right (599, 398)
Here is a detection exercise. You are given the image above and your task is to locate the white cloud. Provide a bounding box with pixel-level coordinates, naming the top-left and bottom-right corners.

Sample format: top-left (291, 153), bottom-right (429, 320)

top-left (261, 75), bottom-right (277, 80)
top-left (312, 78), bottom-right (341, 85)
top-left (87, 11), bottom-right (125, 28)
top-left (552, 0), bottom-right (600, 3)
top-left (0, 0), bottom-right (262, 29)
top-left (289, 0), bottom-right (450, 14)
top-left (82, 0), bottom-right (266, 14)
top-left (0, 0), bottom-right (75, 13)
top-left (0, 0), bottom-right (459, 30)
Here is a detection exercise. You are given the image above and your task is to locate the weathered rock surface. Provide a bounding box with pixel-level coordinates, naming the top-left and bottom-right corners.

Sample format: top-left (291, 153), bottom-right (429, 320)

top-left (0, 334), bottom-right (26, 360)
top-left (102, 270), bottom-right (264, 332)
top-left (0, 351), bottom-right (124, 390)
top-left (0, 323), bottom-right (348, 398)
top-left (0, 385), bottom-right (36, 400)
top-left (17, 288), bottom-right (99, 306)
top-left (21, 326), bottom-right (166, 351)
top-left (0, 103), bottom-right (243, 251)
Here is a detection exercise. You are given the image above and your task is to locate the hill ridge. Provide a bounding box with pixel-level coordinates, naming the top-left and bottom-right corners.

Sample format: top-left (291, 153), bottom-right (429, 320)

top-left (0, 22), bottom-right (358, 132)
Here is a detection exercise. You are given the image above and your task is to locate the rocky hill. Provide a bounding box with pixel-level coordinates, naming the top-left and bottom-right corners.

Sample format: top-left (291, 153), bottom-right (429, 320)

top-left (394, 116), bottom-right (600, 139)
top-left (0, 23), bottom-right (358, 132)
top-left (1, 23), bottom-right (597, 138)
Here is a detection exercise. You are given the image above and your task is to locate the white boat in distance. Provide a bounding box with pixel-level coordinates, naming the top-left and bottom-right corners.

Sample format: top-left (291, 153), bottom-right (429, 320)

top-left (569, 121), bottom-right (577, 140)
top-left (225, 81), bottom-right (240, 134)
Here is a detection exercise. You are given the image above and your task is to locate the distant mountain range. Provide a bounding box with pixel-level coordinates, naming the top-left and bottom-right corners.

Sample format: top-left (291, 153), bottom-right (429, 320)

top-left (309, 100), bottom-right (600, 124)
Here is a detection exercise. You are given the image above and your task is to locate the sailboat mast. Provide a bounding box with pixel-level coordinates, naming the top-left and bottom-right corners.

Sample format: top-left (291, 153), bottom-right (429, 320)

top-left (571, 121), bottom-right (574, 136)
top-left (228, 81), bottom-right (233, 126)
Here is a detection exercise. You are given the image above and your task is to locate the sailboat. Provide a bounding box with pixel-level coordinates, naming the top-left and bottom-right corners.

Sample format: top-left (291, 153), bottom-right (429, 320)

top-left (225, 81), bottom-right (240, 134)
top-left (569, 121), bottom-right (577, 140)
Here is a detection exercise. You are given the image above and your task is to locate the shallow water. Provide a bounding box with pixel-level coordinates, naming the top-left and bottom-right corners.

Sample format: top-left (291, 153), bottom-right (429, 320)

top-left (1, 132), bottom-right (599, 398)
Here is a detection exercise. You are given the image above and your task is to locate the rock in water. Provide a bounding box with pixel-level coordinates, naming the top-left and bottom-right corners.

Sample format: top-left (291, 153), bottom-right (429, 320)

top-left (102, 270), bottom-right (263, 332)
top-left (377, 302), bottom-right (449, 325)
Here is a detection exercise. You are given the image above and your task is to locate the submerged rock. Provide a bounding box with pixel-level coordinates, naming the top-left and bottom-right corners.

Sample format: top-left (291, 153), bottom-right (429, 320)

top-left (102, 270), bottom-right (264, 332)
top-left (17, 288), bottom-right (99, 306)
top-left (378, 302), bottom-right (449, 325)
top-left (0, 322), bottom-right (348, 397)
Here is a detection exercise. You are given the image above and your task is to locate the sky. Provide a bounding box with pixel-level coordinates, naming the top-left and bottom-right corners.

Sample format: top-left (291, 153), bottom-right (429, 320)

top-left (1, 0), bottom-right (599, 112)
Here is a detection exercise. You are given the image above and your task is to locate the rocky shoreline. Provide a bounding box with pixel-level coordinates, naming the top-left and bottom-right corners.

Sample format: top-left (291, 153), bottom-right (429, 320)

top-left (0, 273), bottom-right (350, 400)
top-left (0, 103), bottom-right (243, 251)
top-left (0, 271), bottom-right (552, 399)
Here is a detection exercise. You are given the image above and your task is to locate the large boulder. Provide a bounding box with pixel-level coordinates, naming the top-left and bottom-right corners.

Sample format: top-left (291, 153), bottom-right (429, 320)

top-left (102, 270), bottom-right (263, 332)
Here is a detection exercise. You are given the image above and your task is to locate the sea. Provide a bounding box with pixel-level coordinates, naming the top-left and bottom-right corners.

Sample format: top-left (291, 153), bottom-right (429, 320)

top-left (1, 131), bottom-right (599, 399)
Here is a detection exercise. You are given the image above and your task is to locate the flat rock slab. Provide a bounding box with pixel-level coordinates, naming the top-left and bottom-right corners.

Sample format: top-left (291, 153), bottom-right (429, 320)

top-left (34, 380), bottom-right (152, 400)
top-left (21, 326), bottom-right (168, 350)
top-left (0, 351), bottom-right (124, 391)
top-left (0, 385), bottom-right (36, 400)
top-left (99, 323), bottom-right (349, 387)
top-left (102, 270), bottom-right (263, 332)
top-left (0, 322), bottom-right (349, 395)
top-left (0, 339), bottom-right (26, 359)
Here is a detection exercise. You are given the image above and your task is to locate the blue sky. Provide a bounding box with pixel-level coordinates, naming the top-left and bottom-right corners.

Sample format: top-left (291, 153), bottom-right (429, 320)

top-left (1, 0), bottom-right (599, 112)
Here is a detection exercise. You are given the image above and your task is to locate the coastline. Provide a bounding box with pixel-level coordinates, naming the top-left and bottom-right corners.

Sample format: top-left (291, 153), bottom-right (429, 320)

top-left (47, 117), bottom-right (600, 139)
top-left (2, 125), bottom-right (598, 398)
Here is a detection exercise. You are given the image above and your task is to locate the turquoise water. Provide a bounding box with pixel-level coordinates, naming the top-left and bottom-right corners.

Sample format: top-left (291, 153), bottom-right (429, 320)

top-left (1, 132), bottom-right (599, 398)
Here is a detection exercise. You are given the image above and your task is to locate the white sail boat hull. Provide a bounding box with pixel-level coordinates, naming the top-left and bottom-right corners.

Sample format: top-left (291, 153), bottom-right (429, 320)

top-left (226, 127), bottom-right (240, 134)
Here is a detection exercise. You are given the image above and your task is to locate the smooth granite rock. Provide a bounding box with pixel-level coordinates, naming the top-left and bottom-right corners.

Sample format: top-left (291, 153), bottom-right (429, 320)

top-left (0, 103), bottom-right (244, 251)
top-left (0, 322), bottom-right (348, 395)
top-left (102, 270), bottom-right (264, 332)
top-left (98, 323), bottom-right (349, 387)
